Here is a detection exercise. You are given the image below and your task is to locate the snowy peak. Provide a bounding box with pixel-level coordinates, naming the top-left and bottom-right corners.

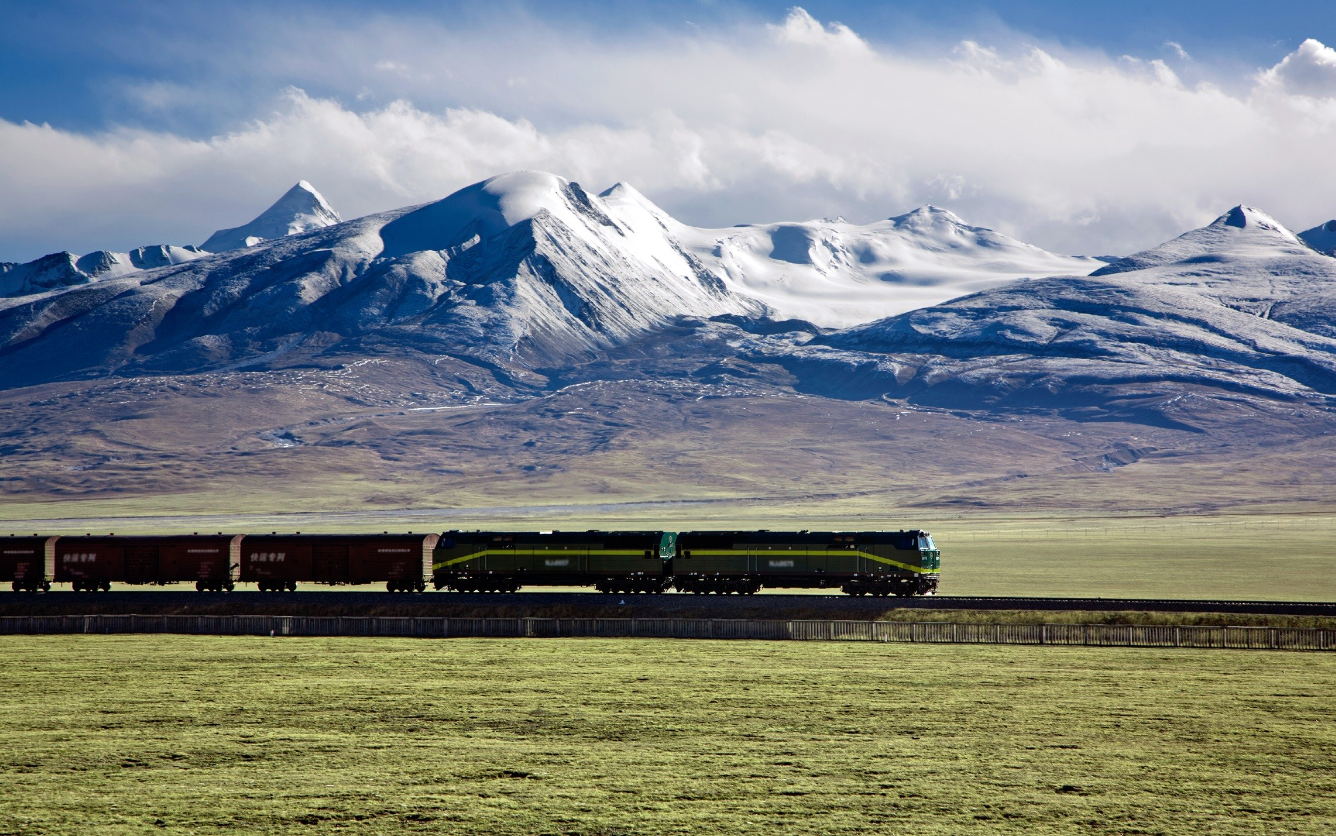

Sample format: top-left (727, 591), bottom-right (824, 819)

top-left (127, 244), bottom-right (208, 270)
top-left (675, 205), bottom-right (1100, 328)
top-left (201, 180), bottom-right (341, 252)
top-left (599, 182), bottom-right (672, 222)
top-left (1300, 220), bottom-right (1336, 256)
top-left (1219, 205), bottom-right (1300, 241)
top-left (0, 250), bottom-right (134, 296)
top-left (888, 204), bottom-right (968, 229)
top-left (379, 171), bottom-right (616, 258)
top-left (0, 245), bottom-right (209, 297)
top-left (1093, 205), bottom-right (1307, 276)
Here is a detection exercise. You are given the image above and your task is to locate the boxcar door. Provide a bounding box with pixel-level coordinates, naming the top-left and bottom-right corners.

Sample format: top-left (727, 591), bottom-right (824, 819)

top-left (124, 545), bottom-right (160, 584)
top-left (312, 544), bottom-right (350, 584)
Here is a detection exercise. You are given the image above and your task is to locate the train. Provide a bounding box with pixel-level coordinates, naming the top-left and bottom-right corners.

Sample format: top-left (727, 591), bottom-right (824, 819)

top-left (1, 528), bottom-right (940, 597)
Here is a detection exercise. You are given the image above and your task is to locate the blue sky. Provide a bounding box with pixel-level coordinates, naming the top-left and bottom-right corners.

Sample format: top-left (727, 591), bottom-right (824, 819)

top-left (3, 1), bottom-right (1331, 134)
top-left (2, 1), bottom-right (1336, 261)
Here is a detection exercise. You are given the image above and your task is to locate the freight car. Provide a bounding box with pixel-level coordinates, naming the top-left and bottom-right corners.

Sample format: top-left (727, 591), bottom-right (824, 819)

top-left (2, 536), bottom-right (55, 592)
top-left (54, 535), bottom-right (241, 592)
top-left (673, 530), bottom-right (939, 596)
top-left (432, 531), bottom-right (676, 593)
top-left (240, 533), bottom-right (439, 592)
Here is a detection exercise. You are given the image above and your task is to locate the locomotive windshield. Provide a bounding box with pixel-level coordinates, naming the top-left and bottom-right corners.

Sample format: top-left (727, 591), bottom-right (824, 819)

top-left (918, 534), bottom-right (936, 550)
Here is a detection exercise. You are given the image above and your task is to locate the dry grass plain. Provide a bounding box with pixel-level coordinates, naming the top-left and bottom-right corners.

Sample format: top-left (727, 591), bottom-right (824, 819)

top-left (5, 511), bottom-right (1334, 602)
top-left (2, 359), bottom-right (1335, 601)
top-left (2, 636), bottom-right (1334, 836)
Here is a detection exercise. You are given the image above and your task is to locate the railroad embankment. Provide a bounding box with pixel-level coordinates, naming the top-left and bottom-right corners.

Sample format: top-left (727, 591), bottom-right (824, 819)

top-left (3, 592), bottom-right (1335, 628)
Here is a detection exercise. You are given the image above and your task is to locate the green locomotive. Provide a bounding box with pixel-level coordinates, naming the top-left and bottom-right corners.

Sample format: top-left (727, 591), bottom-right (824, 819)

top-left (432, 529), bottom-right (939, 596)
top-left (673, 530), bottom-right (939, 596)
top-left (432, 530), bottom-right (676, 593)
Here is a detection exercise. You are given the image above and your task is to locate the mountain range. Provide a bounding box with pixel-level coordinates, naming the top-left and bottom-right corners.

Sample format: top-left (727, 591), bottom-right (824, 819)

top-left (2, 172), bottom-right (1335, 517)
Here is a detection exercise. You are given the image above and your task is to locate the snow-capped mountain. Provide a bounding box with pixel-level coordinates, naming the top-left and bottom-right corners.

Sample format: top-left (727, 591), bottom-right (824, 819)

top-left (0, 245), bottom-right (208, 297)
top-left (1300, 220), bottom-right (1336, 256)
top-left (0, 172), bottom-right (752, 385)
top-left (597, 182), bottom-right (1099, 327)
top-left (201, 180), bottom-right (341, 252)
top-left (4, 171), bottom-right (1335, 417)
top-left (797, 205), bottom-right (1336, 407)
top-left (0, 182), bottom-right (340, 298)
top-left (678, 205), bottom-right (1101, 328)
top-left (0, 170), bottom-right (1102, 385)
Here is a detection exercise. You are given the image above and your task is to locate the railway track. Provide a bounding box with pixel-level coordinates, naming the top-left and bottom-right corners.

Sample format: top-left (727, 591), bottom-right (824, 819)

top-left (1, 591), bottom-right (1333, 618)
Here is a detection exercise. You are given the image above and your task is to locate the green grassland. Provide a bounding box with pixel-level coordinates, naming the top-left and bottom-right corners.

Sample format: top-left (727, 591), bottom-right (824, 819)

top-left (2, 636), bottom-right (1334, 835)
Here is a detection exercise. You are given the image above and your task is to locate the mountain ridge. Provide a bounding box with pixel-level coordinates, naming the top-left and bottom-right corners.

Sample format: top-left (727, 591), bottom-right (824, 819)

top-left (2, 173), bottom-right (1335, 423)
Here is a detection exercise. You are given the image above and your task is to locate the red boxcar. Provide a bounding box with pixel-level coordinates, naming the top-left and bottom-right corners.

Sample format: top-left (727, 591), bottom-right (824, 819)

top-left (54, 535), bottom-right (241, 592)
top-left (2, 536), bottom-right (56, 592)
top-left (239, 534), bottom-right (439, 591)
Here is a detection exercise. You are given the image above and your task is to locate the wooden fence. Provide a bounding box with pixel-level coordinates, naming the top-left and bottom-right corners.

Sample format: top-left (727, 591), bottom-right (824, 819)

top-left (1, 615), bottom-right (1333, 651)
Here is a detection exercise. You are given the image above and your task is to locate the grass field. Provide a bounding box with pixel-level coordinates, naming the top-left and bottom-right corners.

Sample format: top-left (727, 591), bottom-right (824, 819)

top-left (929, 514), bottom-right (1336, 600)
top-left (2, 636), bottom-right (1334, 835)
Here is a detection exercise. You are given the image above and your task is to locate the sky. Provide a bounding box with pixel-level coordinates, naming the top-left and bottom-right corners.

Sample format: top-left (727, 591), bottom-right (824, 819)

top-left (2, 0), bottom-right (1336, 262)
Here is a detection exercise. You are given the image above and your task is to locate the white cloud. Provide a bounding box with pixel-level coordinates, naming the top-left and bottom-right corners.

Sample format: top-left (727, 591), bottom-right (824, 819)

top-left (768, 7), bottom-right (870, 54)
top-left (1258, 38), bottom-right (1336, 98)
top-left (1164, 41), bottom-right (1191, 61)
top-left (2, 10), bottom-right (1336, 262)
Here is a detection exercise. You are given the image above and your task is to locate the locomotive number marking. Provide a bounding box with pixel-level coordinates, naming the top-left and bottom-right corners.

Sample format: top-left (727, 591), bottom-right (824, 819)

top-left (768, 559), bottom-right (795, 568)
top-left (544, 559), bottom-right (571, 567)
